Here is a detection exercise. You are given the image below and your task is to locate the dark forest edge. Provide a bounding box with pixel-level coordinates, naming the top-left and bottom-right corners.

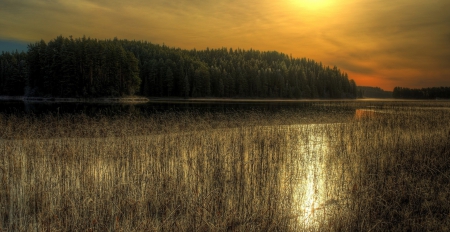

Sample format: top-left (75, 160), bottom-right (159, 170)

top-left (357, 86), bottom-right (392, 98)
top-left (393, 87), bottom-right (450, 99)
top-left (0, 35), bottom-right (360, 99)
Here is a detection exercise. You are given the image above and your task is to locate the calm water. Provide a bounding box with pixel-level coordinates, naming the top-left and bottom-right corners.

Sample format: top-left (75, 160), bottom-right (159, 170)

top-left (0, 99), bottom-right (362, 117)
top-left (2, 99), bottom-right (448, 117)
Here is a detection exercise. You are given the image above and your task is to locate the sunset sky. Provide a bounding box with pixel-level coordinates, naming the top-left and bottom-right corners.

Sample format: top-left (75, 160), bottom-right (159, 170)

top-left (1, 0), bottom-right (449, 91)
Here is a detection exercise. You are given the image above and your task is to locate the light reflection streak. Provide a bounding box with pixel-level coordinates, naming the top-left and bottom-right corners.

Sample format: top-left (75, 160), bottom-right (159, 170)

top-left (84, 124), bottom-right (350, 230)
top-left (288, 124), bottom-right (341, 229)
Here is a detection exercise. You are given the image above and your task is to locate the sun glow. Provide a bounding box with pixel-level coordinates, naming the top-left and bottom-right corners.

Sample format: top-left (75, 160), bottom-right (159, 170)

top-left (290, 0), bottom-right (334, 11)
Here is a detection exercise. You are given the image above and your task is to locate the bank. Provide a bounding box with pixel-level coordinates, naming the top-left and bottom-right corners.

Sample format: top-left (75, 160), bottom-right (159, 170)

top-left (0, 96), bottom-right (150, 103)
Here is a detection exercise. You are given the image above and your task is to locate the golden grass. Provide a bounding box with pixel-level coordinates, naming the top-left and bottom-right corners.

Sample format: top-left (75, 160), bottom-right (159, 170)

top-left (1, 101), bottom-right (450, 231)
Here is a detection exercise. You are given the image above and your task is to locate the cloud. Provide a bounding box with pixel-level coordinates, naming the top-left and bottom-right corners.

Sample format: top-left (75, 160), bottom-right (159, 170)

top-left (0, 0), bottom-right (449, 90)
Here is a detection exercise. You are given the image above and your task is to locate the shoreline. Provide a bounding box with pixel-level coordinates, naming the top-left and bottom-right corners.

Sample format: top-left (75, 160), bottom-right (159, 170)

top-left (0, 96), bottom-right (150, 103)
top-left (0, 96), bottom-right (361, 104)
top-left (0, 96), bottom-right (445, 104)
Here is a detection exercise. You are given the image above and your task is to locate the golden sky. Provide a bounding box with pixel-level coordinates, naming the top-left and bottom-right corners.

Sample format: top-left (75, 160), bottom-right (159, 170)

top-left (1, 0), bottom-right (449, 90)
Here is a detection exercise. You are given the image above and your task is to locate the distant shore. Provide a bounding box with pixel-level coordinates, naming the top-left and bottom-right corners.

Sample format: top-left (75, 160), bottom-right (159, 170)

top-left (0, 96), bottom-right (150, 103)
top-left (0, 96), bottom-right (359, 103)
top-left (2, 96), bottom-right (442, 104)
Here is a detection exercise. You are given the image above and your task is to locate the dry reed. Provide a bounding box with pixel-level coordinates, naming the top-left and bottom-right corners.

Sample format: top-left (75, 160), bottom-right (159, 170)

top-left (1, 101), bottom-right (449, 231)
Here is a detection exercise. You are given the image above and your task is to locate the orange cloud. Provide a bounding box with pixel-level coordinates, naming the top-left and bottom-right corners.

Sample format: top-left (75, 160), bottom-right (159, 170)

top-left (1, 0), bottom-right (449, 91)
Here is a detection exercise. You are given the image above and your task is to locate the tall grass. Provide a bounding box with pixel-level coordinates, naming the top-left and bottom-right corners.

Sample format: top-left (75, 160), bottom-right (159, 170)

top-left (336, 107), bottom-right (450, 231)
top-left (1, 101), bottom-right (449, 231)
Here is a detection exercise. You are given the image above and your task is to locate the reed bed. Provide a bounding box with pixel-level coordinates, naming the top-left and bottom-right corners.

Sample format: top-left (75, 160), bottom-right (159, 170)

top-left (1, 101), bottom-right (450, 231)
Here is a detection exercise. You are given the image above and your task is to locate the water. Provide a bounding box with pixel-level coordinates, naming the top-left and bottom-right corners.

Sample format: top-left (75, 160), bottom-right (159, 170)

top-left (0, 100), bottom-right (361, 120)
top-left (0, 100), bottom-right (310, 114)
top-left (2, 99), bottom-right (448, 117)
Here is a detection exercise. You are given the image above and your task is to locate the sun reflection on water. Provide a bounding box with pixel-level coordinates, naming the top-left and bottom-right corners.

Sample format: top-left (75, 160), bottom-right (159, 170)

top-left (288, 124), bottom-right (342, 229)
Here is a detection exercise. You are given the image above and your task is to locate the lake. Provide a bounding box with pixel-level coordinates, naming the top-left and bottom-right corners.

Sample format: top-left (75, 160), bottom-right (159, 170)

top-left (1, 99), bottom-right (450, 231)
top-left (0, 99), bottom-right (354, 115)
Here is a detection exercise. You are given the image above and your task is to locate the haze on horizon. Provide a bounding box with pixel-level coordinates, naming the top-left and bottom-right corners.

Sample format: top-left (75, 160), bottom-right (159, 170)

top-left (1, 0), bottom-right (449, 91)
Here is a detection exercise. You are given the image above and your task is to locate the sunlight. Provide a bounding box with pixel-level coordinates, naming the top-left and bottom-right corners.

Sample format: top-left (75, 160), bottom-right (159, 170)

top-left (288, 124), bottom-right (343, 229)
top-left (297, 127), bottom-right (327, 227)
top-left (290, 0), bottom-right (334, 10)
top-left (304, 0), bottom-right (327, 9)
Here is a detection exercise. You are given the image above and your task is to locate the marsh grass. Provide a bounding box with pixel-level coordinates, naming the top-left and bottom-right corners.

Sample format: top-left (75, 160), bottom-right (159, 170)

top-left (1, 101), bottom-right (450, 231)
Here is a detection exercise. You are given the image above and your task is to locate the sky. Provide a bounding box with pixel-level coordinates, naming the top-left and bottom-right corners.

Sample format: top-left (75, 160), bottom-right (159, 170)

top-left (1, 0), bottom-right (449, 91)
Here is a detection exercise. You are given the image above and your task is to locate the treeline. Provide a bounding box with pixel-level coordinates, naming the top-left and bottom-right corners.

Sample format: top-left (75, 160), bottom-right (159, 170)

top-left (358, 86), bottom-right (392, 98)
top-left (393, 87), bottom-right (450, 99)
top-left (1, 36), bottom-right (140, 97)
top-left (0, 36), bottom-right (358, 98)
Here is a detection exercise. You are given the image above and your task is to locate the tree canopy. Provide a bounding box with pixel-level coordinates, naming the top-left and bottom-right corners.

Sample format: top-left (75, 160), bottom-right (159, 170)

top-left (0, 36), bottom-right (358, 98)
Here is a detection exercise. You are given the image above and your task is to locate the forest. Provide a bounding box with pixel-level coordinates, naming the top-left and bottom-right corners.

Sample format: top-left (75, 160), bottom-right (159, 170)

top-left (393, 86), bottom-right (450, 99)
top-left (357, 86), bottom-right (392, 98)
top-left (0, 36), bottom-right (358, 99)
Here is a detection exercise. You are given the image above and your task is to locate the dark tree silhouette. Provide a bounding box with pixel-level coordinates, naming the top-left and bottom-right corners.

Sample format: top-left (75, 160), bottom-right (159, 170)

top-left (0, 36), bottom-right (360, 99)
top-left (393, 86), bottom-right (450, 99)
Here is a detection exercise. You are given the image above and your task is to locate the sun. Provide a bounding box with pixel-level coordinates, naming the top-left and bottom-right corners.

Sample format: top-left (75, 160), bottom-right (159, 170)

top-left (291, 0), bottom-right (334, 11)
top-left (305, 0), bottom-right (325, 7)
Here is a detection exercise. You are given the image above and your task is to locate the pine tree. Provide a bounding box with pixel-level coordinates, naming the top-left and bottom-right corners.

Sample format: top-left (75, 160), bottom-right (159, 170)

top-left (165, 67), bottom-right (174, 96)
